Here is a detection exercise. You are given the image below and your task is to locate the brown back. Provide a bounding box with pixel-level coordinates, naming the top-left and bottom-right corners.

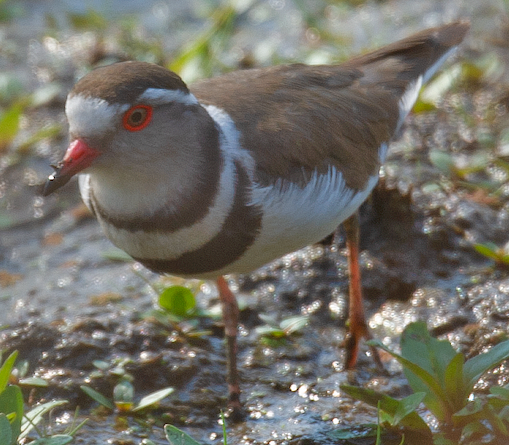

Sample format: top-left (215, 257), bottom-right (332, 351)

top-left (191, 21), bottom-right (469, 191)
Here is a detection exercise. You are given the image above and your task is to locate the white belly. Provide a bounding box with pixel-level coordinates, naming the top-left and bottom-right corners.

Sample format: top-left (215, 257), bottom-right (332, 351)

top-left (208, 165), bottom-right (380, 277)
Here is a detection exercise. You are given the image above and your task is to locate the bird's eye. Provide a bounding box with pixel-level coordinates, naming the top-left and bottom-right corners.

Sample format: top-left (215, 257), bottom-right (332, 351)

top-left (123, 105), bottom-right (153, 131)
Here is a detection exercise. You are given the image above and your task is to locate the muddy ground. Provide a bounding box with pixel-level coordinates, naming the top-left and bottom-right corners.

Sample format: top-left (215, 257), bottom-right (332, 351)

top-left (2, 0), bottom-right (509, 444)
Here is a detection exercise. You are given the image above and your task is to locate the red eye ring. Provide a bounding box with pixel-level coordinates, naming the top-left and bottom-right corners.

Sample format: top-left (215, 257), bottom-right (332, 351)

top-left (123, 105), bottom-right (153, 131)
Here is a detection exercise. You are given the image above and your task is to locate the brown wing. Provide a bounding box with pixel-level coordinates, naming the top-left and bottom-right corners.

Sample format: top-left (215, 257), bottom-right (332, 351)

top-left (190, 21), bottom-right (469, 191)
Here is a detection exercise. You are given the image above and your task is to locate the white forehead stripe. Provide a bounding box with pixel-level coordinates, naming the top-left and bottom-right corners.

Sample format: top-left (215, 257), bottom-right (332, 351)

top-left (137, 88), bottom-right (199, 105)
top-left (65, 95), bottom-right (128, 137)
top-left (66, 89), bottom-right (198, 138)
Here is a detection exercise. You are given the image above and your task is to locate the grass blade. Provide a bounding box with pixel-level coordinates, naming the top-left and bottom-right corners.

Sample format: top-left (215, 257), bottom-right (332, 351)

top-left (80, 386), bottom-right (114, 410)
top-left (20, 400), bottom-right (68, 440)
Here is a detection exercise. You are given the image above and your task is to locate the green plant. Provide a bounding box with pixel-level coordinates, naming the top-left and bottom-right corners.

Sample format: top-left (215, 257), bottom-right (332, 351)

top-left (158, 285), bottom-right (198, 319)
top-left (9, 358), bottom-right (47, 388)
top-left (0, 351), bottom-right (23, 445)
top-left (20, 402), bottom-right (85, 444)
top-left (339, 322), bottom-right (509, 444)
top-left (0, 350), bottom-right (84, 444)
top-left (255, 314), bottom-right (309, 346)
top-left (330, 389), bottom-right (432, 444)
top-left (139, 283), bottom-right (215, 339)
top-left (81, 379), bottom-right (173, 414)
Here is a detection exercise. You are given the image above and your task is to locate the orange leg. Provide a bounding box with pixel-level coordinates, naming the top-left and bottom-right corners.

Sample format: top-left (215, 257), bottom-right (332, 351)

top-left (343, 212), bottom-right (382, 369)
top-left (216, 276), bottom-right (244, 420)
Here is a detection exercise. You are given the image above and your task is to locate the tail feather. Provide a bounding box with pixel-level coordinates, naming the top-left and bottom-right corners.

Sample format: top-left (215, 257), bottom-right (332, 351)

top-left (345, 21), bottom-right (469, 130)
top-left (346, 21), bottom-right (470, 94)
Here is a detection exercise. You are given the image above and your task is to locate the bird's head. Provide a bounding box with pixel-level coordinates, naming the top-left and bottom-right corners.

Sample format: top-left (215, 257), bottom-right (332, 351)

top-left (42, 61), bottom-right (208, 196)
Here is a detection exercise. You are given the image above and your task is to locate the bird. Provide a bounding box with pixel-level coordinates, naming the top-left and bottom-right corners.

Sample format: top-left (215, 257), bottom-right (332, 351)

top-left (42, 21), bottom-right (469, 418)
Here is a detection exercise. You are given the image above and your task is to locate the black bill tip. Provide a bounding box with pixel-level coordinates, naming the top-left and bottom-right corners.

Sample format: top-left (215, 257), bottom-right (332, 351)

top-left (41, 167), bottom-right (71, 196)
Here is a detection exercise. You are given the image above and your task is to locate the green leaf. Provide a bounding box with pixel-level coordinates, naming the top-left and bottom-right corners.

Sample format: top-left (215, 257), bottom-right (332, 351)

top-left (393, 392), bottom-right (426, 425)
top-left (463, 339), bottom-right (509, 390)
top-left (460, 419), bottom-right (489, 440)
top-left (0, 385), bottom-right (23, 443)
top-left (20, 400), bottom-right (68, 440)
top-left (398, 322), bottom-right (458, 421)
top-left (474, 243), bottom-right (500, 260)
top-left (454, 398), bottom-right (484, 418)
top-left (255, 325), bottom-right (285, 338)
top-left (487, 396), bottom-right (509, 412)
top-left (164, 424), bottom-right (202, 445)
top-left (159, 286), bottom-right (196, 317)
top-left (113, 380), bottom-right (134, 411)
top-left (498, 404), bottom-right (509, 422)
top-left (484, 402), bottom-right (509, 436)
top-left (80, 385), bottom-right (115, 410)
top-left (400, 322), bottom-right (457, 384)
top-left (453, 399), bottom-right (489, 432)
top-left (368, 337), bottom-right (450, 422)
top-left (92, 360), bottom-right (110, 371)
top-left (376, 403), bottom-right (383, 445)
top-left (490, 386), bottom-right (509, 400)
top-left (444, 352), bottom-right (467, 413)
top-left (132, 387), bottom-right (173, 412)
top-left (18, 377), bottom-right (48, 387)
top-left (280, 315), bottom-right (308, 334)
top-left (340, 385), bottom-right (432, 436)
top-left (0, 351), bottom-right (18, 392)
top-left (113, 380), bottom-right (133, 402)
top-left (0, 414), bottom-right (12, 445)
top-left (257, 315), bottom-right (309, 338)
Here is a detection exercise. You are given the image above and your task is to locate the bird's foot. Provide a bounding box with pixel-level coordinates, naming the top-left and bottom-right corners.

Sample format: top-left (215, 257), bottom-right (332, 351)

top-left (224, 397), bottom-right (246, 423)
top-left (344, 323), bottom-right (384, 371)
